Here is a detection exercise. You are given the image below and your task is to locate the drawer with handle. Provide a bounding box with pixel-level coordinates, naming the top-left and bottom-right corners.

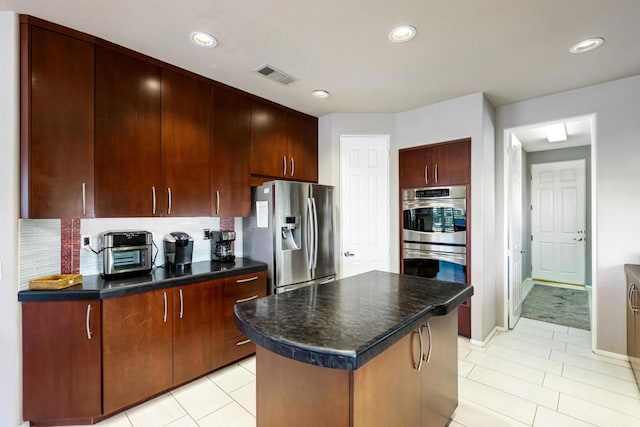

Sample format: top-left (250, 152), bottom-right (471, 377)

top-left (224, 271), bottom-right (267, 297)
top-left (223, 335), bottom-right (256, 363)
top-left (225, 289), bottom-right (265, 339)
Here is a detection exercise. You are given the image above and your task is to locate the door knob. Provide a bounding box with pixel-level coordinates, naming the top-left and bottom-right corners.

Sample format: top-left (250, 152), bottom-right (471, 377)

top-left (344, 251), bottom-right (355, 257)
top-left (573, 237), bottom-right (584, 241)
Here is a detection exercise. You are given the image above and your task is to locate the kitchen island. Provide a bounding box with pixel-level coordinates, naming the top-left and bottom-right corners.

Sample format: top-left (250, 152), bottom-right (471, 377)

top-left (234, 270), bottom-right (473, 427)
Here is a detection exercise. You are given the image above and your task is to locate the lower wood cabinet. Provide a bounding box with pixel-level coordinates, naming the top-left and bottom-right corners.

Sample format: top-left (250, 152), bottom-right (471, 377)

top-left (21, 271), bottom-right (265, 425)
top-left (102, 289), bottom-right (173, 414)
top-left (22, 300), bottom-right (102, 423)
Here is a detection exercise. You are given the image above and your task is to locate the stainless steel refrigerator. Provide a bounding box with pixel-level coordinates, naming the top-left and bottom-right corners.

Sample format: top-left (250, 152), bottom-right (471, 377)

top-left (243, 181), bottom-right (336, 294)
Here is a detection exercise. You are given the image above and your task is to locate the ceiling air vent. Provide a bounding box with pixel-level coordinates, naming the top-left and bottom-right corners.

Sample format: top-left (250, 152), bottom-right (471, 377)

top-left (255, 64), bottom-right (297, 85)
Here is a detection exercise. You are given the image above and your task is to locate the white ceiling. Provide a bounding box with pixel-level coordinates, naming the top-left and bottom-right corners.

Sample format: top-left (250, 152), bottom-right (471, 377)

top-left (513, 117), bottom-right (592, 153)
top-left (2, 0), bottom-right (640, 117)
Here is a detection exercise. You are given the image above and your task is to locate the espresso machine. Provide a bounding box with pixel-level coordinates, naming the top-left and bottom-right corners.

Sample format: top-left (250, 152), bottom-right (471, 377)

top-left (211, 230), bottom-right (236, 262)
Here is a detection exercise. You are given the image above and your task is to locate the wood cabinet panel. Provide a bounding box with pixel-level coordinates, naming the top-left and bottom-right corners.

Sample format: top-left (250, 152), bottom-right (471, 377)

top-left (22, 301), bottom-right (101, 421)
top-left (161, 69), bottom-right (212, 217)
top-left (287, 111), bottom-right (318, 182)
top-left (212, 87), bottom-right (251, 217)
top-left (399, 138), bottom-right (470, 188)
top-left (172, 279), bottom-right (224, 384)
top-left (102, 289), bottom-right (173, 414)
top-left (399, 147), bottom-right (431, 188)
top-left (95, 46), bottom-right (161, 217)
top-left (23, 25), bottom-right (95, 218)
top-left (224, 271), bottom-right (267, 297)
top-left (250, 98), bottom-right (288, 178)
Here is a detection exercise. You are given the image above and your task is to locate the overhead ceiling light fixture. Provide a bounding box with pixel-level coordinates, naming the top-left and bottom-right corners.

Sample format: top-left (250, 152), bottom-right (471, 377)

top-left (190, 31), bottom-right (217, 48)
top-left (545, 123), bottom-right (567, 142)
top-left (389, 25), bottom-right (416, 43)
top-left (311, 90), bottom-right (330, 98)
top-left (569, 37), bottom-right (604, 54)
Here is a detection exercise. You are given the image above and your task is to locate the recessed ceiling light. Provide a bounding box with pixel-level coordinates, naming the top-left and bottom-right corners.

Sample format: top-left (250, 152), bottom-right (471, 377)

top-left (545, 123), bottom-right (567, 143)
top-left (389, 25), bottom-right (416, 43)
top-left (311, 90), bottom-right (330, 98)
top-left (569, 37), bottom-right (604, 54)
top-left (189, 31), bottom-right (217, 48)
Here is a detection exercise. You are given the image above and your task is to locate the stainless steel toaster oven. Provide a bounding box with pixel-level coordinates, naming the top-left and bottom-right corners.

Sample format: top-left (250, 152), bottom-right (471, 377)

top-left (100, 230), bottom-right (153, 279)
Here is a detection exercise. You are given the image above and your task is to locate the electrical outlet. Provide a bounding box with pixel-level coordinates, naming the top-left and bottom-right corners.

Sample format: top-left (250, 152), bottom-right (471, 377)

top-left (82, 235), bottom-right (91, 247)
top-left (203, 229), bottom-right (211, 240)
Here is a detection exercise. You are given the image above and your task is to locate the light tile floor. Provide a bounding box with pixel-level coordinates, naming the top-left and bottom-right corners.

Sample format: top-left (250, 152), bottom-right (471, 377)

top-left (82, 318), bottom-right (639, 427)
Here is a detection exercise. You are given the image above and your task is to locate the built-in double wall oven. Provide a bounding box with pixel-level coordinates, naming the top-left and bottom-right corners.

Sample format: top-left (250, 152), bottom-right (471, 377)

top-left (402, 185), bottom-right (467, 284)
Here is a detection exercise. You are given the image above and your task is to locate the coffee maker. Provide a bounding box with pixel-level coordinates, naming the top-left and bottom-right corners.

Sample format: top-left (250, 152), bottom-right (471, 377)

top-left (211, 231), bottom-right (236, 262)
top-left (163, 232), bottom-right (194, 271)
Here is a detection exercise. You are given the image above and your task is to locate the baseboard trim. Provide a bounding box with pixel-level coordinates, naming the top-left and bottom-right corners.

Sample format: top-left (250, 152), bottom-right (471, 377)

top-left (469, 326), bottom-right (504, 347)
top-left (523, 277), bottom-right (534, 299)
top-left (593, 348), bottom-right (629, 362)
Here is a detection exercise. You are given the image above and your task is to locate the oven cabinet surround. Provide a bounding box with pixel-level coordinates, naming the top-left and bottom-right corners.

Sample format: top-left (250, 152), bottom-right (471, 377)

top-left (234, 271), bottom-right (473, 427)
top-left (625, 264), bottom-right (640, 388)
top-left (250, 98), bottom-right (319, 183)
top-left (399, 138), bottom-right (471, 188)
top-left (19, 260), bottom-right (266, 425)
top-left (19, 15), bottom-right (318, 219)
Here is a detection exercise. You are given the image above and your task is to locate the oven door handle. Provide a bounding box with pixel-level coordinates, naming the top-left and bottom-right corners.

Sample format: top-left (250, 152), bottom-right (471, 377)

top-left (403, 250), bottom-right (466, 266)
top-left (402, 199), bottom-right (466, 211)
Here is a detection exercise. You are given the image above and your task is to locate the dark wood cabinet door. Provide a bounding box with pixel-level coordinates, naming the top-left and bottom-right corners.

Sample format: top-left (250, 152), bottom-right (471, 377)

top-left (250, 98), bottom-right (288, 178)
top-left (95, 46), bottom-right (161, 217)
top-left (287, 111), bottom-right (318, 182)
top-left (172, 279), bottom-right (224, 384)
top-left (24, 25), bottom-right (95, 218)
top-left (399, 146), bottom-right (431, 188)
top-left (22, 301), bottom-right (101, 422)
top-left (212, 87), bottom-right (251, 217)
top-left (431, 139), bottom-right (471, 186)
top-left (102, 290), bottom-right (173, 414)
top-left (161, 70), bottom-right (212, 217)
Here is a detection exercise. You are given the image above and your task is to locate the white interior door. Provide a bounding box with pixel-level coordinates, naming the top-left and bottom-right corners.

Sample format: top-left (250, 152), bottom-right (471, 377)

top-left (531, 160), bottom-right (586, 285)
top-left (340, 135), bottom-right (390, 279)
top-left (508, 134), bottom-right (524, 328)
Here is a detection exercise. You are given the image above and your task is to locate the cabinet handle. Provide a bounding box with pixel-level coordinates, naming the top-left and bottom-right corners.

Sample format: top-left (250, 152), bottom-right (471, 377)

top-left (424, 165), bottom-right (428, 185)
top-left (236, 295), bottom-right (258, 303)
top-left (236, 339), bottom-right (252, 346)
top-left (629, 283), bottom-right (639, 314)
top-left (291, 157), bottom-right (295, 177)
top-left (283, 156), bottom-right (287, 176)
top-left (179, 288), bottom-right (184, 319)
top-left (216, 190), bottom-right (220, 215)
top-left (85, 304), bottom-right (93, 340)
top-left (413, 327), bottom-right (424, 371)
top-left (82, 182), bottom-right (86, 216)
top-left (167, 187), bottom-right (172, 215)
top-left (236, 276), bottom-right (259, 283)
top-left (163, 291), bottom-right (168, 323)
top-left (435, 164), bottom-right (439, 184)
top-left (422, 321), bottom-right (433, 363)
top-left (152, 186), bottom-right (156, 215)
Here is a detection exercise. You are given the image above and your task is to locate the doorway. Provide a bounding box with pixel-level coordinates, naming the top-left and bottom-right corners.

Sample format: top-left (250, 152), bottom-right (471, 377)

top-left (504, 115), bottom-right (595, 335)
top-left (339, 135), bottom-right (390, 278)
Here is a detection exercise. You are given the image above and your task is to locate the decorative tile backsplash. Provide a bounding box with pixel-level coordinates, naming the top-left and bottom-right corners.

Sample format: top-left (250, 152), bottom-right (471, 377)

top-left (19, 216), bottom-right (243, 290)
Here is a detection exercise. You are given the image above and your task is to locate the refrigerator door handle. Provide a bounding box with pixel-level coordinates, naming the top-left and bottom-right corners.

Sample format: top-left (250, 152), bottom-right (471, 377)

top-left (311, 197), bottom-right (319, 271)
top-left (306, 198), bottom-right (315, 272)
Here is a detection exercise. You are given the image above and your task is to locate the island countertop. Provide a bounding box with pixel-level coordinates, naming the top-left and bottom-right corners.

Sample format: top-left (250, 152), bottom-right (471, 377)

top-left (234, 270), bottom-right (473, 370)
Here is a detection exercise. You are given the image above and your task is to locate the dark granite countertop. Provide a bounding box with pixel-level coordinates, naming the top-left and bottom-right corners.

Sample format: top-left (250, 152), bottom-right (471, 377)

top-left (234, 270), bottom-right (473, 370)
top-left (18, 258), bottom-right (267, 302)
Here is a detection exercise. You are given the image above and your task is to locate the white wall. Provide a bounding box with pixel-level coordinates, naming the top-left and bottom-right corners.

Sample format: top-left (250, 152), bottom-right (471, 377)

top-left (495, 75), bottom-right (640, 354)
top-left (0, 11), bottom-right (23, 427)
top-left (320, 94), bottom-right (498, 343)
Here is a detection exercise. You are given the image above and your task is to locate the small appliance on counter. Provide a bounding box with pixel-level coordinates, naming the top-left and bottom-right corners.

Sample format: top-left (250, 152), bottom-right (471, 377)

top-left (101, 230), bottom-right (153, 279)
top-left (211, 230), bottom-right (236, 262)
top-left (164, 232), bottom-right (194, 271)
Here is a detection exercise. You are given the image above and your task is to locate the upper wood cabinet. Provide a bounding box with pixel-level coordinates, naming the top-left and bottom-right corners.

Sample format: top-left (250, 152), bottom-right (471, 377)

top-left (95, 46), bottom-right (162, 217)
top-left (399, 138), bottom-right (471, 188)
top-left (250, 98), bottom-right (318, 182)
top-left (161, 69), bottom-right (212, 217)
top-left (21, 25), bottom-right (95, 218)
top-left (212, 86), bottom-right (252, 217)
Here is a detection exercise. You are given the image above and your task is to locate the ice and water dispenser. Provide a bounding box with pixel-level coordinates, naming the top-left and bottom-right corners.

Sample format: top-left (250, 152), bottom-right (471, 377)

top-left (281, 216), bottom-right (301, 250)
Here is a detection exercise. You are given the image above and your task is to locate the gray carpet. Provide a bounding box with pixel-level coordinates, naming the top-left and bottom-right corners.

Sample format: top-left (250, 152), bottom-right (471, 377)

top-left (521, 284), bottom-right (590, 330)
